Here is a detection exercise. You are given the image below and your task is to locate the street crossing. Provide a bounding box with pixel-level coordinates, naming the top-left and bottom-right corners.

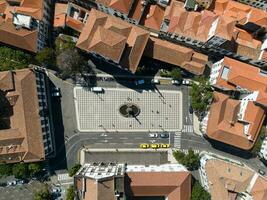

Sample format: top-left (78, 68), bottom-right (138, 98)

top-left (182, 149), bottom-right (200, 154)
top-left (182, 125), bottom-right (194, 133)
top-left (174, 131), bottom-right (182, 149)
top-left (58, 173), bottom-right (72, 182)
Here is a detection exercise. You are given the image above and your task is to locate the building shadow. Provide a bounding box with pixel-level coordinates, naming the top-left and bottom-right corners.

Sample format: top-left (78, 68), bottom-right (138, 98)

top-left (47, 79), bottom-right (67, 173)
top-left (207, 138), bottom-right (253, 159)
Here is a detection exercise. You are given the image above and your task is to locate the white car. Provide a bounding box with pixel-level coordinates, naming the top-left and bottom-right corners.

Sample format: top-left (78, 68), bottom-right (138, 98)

top-left (149, 133), bottom-right (158, 138)
top-left (182, 80), bottom-right (190, 85)
top-left (171, 80), bottom-right (181, 85)
top-left (151, 79), bottom-right (160, 84)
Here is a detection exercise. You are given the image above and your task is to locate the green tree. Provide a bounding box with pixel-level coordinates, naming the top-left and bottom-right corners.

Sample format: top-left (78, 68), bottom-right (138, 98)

top-left (173, 149), bottom-right (200, 171)
top-left (66, 185), bottom-right (75, 200)
top-left (170, 68), bottom-right (182, 80)
top-left (28, 162), bottom-right (43, 176)
top-left (160, 69), bottom-right (171, 77)
top-left (68, 163), bottom-right (81, 177)
top-left (12, 163), bottom-right (29, 179)
top-left (34, 186), bottom-right (52, 200)
top-left (190, 76), bottom-right (212, 114)
top-left (56, 49), bottom-right (86, 79)
top-left (35, 47), bottom-right (56, 68)
top-left (0, 46), bottom-right (31, 71)
top-left (0, 164), bottom-right (12, 177)
top-left (55, 35), bottom-right (76, 55)
top-left (191, 181), bottom-right (210, 200)
top-left (251, 126), bottom-right (266, 156)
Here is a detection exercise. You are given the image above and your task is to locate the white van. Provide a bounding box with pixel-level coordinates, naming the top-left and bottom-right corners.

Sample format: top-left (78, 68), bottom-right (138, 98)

top-left (91, 87), bottom-right (104, 92)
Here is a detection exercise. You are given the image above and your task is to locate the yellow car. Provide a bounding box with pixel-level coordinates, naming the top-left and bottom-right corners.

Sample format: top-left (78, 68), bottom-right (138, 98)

top-left (151, 143), bottom-right (160, 149)
top-left (161, 143), bottom-right (170, 148)
top-left (140, 143), bottom-right (149, 149)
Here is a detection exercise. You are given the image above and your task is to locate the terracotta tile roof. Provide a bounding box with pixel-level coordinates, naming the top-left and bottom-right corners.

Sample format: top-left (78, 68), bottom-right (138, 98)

top-left (144, 37), bottom-right (207, 75)
top-left (207, 92), bottom-right (265, 150)
top-left (213, 0), bottom-right (267, 28)
top-left (215, 57), bottom-right (267, 105)
top-left (143, 5), bottom-right (165, 30)
top-left (54, 3), bottom-right (67, 27)
top-left (0, 0), bottom-right (44, 52)
top-left (76, 9), bottom-right (149, 73)
top-left (0, 69), bottom-right (44, 163)
top-left (126, 171), bottom-right (191, 200)
top-left (128, 0), bottom-right (143, 22)
top-left (66, 16), bottom-right (85, 32)
top-left (167, 1), bottom-right (217, 42)
top-left (251, 177), bottom-right (267, 200)
top-left (235, 28), bottom-right (262, 49)
top-left (84, 178), bottom-right (116, 200)
top-left (0, 71), bottom-right (14, 91)
top-left (204, 158), bottom-right (255, 200)
top-left (96, 0), bottom-right (132, 14)
top-left (165, 0), bottom-right (264, 51)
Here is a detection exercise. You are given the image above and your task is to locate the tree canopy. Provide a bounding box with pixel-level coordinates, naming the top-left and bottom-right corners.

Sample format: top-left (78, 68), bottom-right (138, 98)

top-left (0, 164), bottom-right (12, 177)
top-left (190, 76), bottom-right (213, 114)
top-left (34, 186), bottom-right (52, 200)
top-left (66, 185), bottom-right (75, 200)
top-left (173, 149), bottom-right (200, 171)
top-left (55, 35), bottom-right (76, 55)
top-left (28, 162), bottom-right (43, 176)
top-left (252, 126), bottom-right (266, 156)
top-left (12, 163), bottom-right (29, 179)
top-left (170, 68), bottom-right (182, 80)
top-left (56, 49), bottom-right (86, 79)
top-left (0, 46), bottom-right (31, 71)
top-left (191, 181), bottom-right (211, 200)
top-left (35, 47), bottom-right (56, 68)
top-left (68, 163), bottom-right (81, 177)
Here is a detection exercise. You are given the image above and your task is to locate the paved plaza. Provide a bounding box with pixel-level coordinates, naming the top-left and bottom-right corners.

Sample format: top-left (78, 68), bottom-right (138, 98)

top-left (74, 87), bottom-right (183, 132)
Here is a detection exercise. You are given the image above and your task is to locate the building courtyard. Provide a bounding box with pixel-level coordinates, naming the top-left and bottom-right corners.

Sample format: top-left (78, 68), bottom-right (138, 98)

top-left (74, 87), bottom-right (183, 132)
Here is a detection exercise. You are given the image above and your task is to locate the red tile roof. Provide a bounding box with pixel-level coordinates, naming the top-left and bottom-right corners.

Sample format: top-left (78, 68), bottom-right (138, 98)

top-left (0, 0), bottom-right (44, 52)
top-left (76, 9), bottom-right (149, 73)
top-left (143, 5), bottom-right (165, 31)
top-left (0, 69), bottom-right (45, 163)
top-left (144, 37), bottom-right (208, 75)
top-left (96, 0), bottom-right (132, 14)
top-left (207, 92), bottom-right (265, 150)
top-left (53, 3), bottom-right (67, 28)
top-left (126, 171), bottom-right (191, 200)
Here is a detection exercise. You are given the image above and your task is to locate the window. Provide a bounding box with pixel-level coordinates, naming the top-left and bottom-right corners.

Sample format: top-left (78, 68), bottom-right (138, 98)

top-left (221, 66), bottom-right (230, 80)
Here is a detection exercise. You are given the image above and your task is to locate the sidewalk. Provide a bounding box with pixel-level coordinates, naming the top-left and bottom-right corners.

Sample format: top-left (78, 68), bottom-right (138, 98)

top-left (193, 113), bottom-right (203, 136)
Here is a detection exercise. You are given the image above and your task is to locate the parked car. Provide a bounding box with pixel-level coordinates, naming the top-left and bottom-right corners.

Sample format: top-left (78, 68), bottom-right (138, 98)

top-left (91, 87), bottom-right (104, 92)
top-left (160, 133), bottom-right (169, 138)
top-left (171, 79), bottom-right (181, 85)
top-left (51, 87), bottom-right (61, 97)
top-left (149, 133), bottom-right (158, 138)
top-left (135, 79), bottom-right (145, 85)
top-left (16, 180), bottom-right (25, 185)
top-left (151, 79), bottom-right (160, 84)
top-left (182, 80), bottom-right (191, 85)
top-left (151, 144), bottom-right (160, 149)
top-left (161, 144), bottom-right (170, 148)
top-left (258, 169), bottom-right (266, 176)
top-left (7, 180), bottom-right (17, 186)
top-left (140, 144), bottom-right (149, 149)
top-left (189, 105), bottom-right (193, 114)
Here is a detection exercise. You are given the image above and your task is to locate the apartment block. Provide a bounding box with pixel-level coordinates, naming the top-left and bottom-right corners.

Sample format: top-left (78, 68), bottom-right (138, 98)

top-left (0, 68), bottom-right (54, 163)
top-left (199, 153), bottom-right (267, 200)
top-left (0, 0), bottom-right (53, 52)
top-left (201, 57), bottom-right (267, 150)
top-left (74, 163), bottom-right (191, 200)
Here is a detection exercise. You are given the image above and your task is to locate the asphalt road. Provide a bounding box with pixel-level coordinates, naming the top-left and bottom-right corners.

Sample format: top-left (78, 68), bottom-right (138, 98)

top-left (47, 71), bottom-right (267, 174)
